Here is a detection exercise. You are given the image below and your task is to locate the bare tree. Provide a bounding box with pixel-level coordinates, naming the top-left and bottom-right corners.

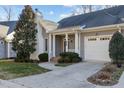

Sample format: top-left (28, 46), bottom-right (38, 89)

top-left (71, 5), bottom-right (94, 16)
top-left (2, 6), bottom-right (13, 21)
top-left (104, 5), bottom-right (117, 9)
top-left (81, 5), bottom-right (93, 13)
top-left (71, 5), bottom-right (117, 16)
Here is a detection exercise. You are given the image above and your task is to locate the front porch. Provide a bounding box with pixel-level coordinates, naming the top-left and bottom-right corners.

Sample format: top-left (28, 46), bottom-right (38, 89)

top-left (48, 32), bottom-right (81, 61)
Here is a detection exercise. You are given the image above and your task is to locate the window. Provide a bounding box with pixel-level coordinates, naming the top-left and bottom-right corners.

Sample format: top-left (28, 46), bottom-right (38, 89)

top-left (88, 38), bottom-right (97, 41)
top-left (100, 37), bottom-right (110, 40)
top-left (45, 39), bottom-right (48, 51)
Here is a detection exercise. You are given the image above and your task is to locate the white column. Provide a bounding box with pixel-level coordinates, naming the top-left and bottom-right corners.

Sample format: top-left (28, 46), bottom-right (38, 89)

top-left (53, 34), bottom-right (56, 57)
top-left (48, 34), bottom-right (52, 62)
top-left (65, 33), bottom-right (68, 52)
top-left (7, 42), bottom-right (10, 58)
top-left (75, 32), bottom-right (79, 53)
top-left (78, 33), bottom-right (81, 56)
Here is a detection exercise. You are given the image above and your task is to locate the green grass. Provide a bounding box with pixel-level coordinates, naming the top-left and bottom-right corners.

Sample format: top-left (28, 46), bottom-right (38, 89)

top-left (55, 63), bottom-right (74, 67)
top-left (0, 62), bottom-right (50, 80)
top-left (111, 65), bottom-right (124, 83)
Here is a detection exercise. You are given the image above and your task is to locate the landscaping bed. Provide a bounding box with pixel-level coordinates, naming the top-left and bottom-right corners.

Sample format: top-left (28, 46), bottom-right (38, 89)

top-left (0, 62), bottom-right (50, 80)
top-left (87, 63), bottom-right (124, 86)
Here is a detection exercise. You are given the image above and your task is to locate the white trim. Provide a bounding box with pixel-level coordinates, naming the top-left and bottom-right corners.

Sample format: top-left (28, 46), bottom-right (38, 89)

top-left (48, 34), bottom-right (52, 62)
top-left (78, 33), bottom-right (81, 56)
top-left (48, 23), bottom-right (124, 34)
top-left (65, 33), bottom-right (68, 52)
top-left (53, 34), bottom-right (56, 57)
top-left (7, 42), bottom-right (10, 58)
top-left (75, 32), bottom-right (79, 53)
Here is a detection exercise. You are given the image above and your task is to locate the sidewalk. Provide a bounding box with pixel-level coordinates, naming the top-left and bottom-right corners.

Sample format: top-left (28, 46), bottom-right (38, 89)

top-left (0, 79), bottom-right (25, 88)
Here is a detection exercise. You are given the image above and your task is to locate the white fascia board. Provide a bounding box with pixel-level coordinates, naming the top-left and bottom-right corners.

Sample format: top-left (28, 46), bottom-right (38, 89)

top-left (49, 23), bottom-right (124, 34)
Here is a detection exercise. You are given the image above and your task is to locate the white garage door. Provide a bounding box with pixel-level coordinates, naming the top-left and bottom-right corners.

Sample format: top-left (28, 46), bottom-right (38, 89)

top-left (84, 35), bottom-right (111, 61)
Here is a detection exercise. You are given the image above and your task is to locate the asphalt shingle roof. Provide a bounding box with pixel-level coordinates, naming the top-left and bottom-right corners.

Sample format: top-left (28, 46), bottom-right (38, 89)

top-left (0, 21), bottom-right (17, 35)
top-left (58, 6), bottom-right (124, 29)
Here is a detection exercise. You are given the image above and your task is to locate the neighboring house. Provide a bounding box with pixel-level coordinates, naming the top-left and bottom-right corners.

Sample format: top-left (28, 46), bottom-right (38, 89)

top-left (0, 24), bottom-right (10, 58)
top-left (48, 6), bottom-right (124, 62)
top-left (0, 11), bottom-right (57, 59)
top-left (0, 21), bottom-right (17, 58)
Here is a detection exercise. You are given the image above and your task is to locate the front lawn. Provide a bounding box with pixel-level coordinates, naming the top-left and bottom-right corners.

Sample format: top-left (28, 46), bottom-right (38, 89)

top-left (0, 62), bottom-right (50, 80)
top-left (87, 63), bottom-right (124, 86)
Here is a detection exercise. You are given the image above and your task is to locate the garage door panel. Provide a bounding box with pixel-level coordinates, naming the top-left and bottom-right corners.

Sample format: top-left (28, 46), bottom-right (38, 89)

top-left (84, 35), bottom-right (111, 61)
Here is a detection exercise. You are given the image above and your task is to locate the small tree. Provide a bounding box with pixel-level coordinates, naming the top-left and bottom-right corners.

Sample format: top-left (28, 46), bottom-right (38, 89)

top-left (12, 5), bottom-right (37, 62)
top-left (109, 31), bottom-right (124, 67)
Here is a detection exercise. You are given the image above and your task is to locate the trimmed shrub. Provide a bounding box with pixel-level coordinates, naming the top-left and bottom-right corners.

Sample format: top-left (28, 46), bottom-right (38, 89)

top-left (72, 57), bottom-right (82, 62)
top-left (58, 52), bottom-right (82, 63)
top-left (64, 57), bottom-right (71, 62)
top-left (58, 58), bottom-right (64, 63)
top-left (60, 52), bottom-right (79, 58)
top-left (109, 31), bottom-right (124, 66)
top-left (38, 53), bottom-right (48, 62)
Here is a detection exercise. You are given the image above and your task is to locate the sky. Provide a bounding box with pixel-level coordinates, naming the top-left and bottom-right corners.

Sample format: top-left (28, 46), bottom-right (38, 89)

top-left (0, 5), bottom-right (104, 22)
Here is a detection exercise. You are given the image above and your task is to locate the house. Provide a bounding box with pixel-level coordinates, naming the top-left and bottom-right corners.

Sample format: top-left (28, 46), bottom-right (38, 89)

top-left (0, 10), bottom-right (57, 59)
top-left (48, 5), bottom-right (124, 62)
top-left (1, 6), bottom-right (124, 62)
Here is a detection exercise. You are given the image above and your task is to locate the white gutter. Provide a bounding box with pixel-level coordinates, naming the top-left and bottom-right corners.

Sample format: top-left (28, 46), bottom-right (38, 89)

top-left (80, 23), bottom-right (124, 32)
top-left (48, 26), bottom-right (80, 34)
top-left (48, 23), bottom-right (124, 34)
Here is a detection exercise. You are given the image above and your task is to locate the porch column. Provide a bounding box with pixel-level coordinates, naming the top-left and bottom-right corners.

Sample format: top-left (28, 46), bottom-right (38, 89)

top-left (48, 34), bottom-right (52, 62)
top-left (75, 32), bottom-right (79, 53)
top-left (53, 34), bottom-right (56, 57)
top-left (65, 33), bottom-right (68, 52)
top-left (7, 42), bottom-right (10, 58)
top-left (78, 33), bottom-right (81, 56)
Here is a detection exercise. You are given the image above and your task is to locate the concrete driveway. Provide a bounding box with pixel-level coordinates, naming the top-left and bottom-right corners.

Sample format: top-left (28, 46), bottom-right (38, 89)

top-left (9, 61), bottom-right (105, 88)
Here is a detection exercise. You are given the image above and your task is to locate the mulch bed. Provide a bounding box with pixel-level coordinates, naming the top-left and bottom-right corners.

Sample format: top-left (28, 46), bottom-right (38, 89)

top-left (87, 63), bottom-right (124, 86)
